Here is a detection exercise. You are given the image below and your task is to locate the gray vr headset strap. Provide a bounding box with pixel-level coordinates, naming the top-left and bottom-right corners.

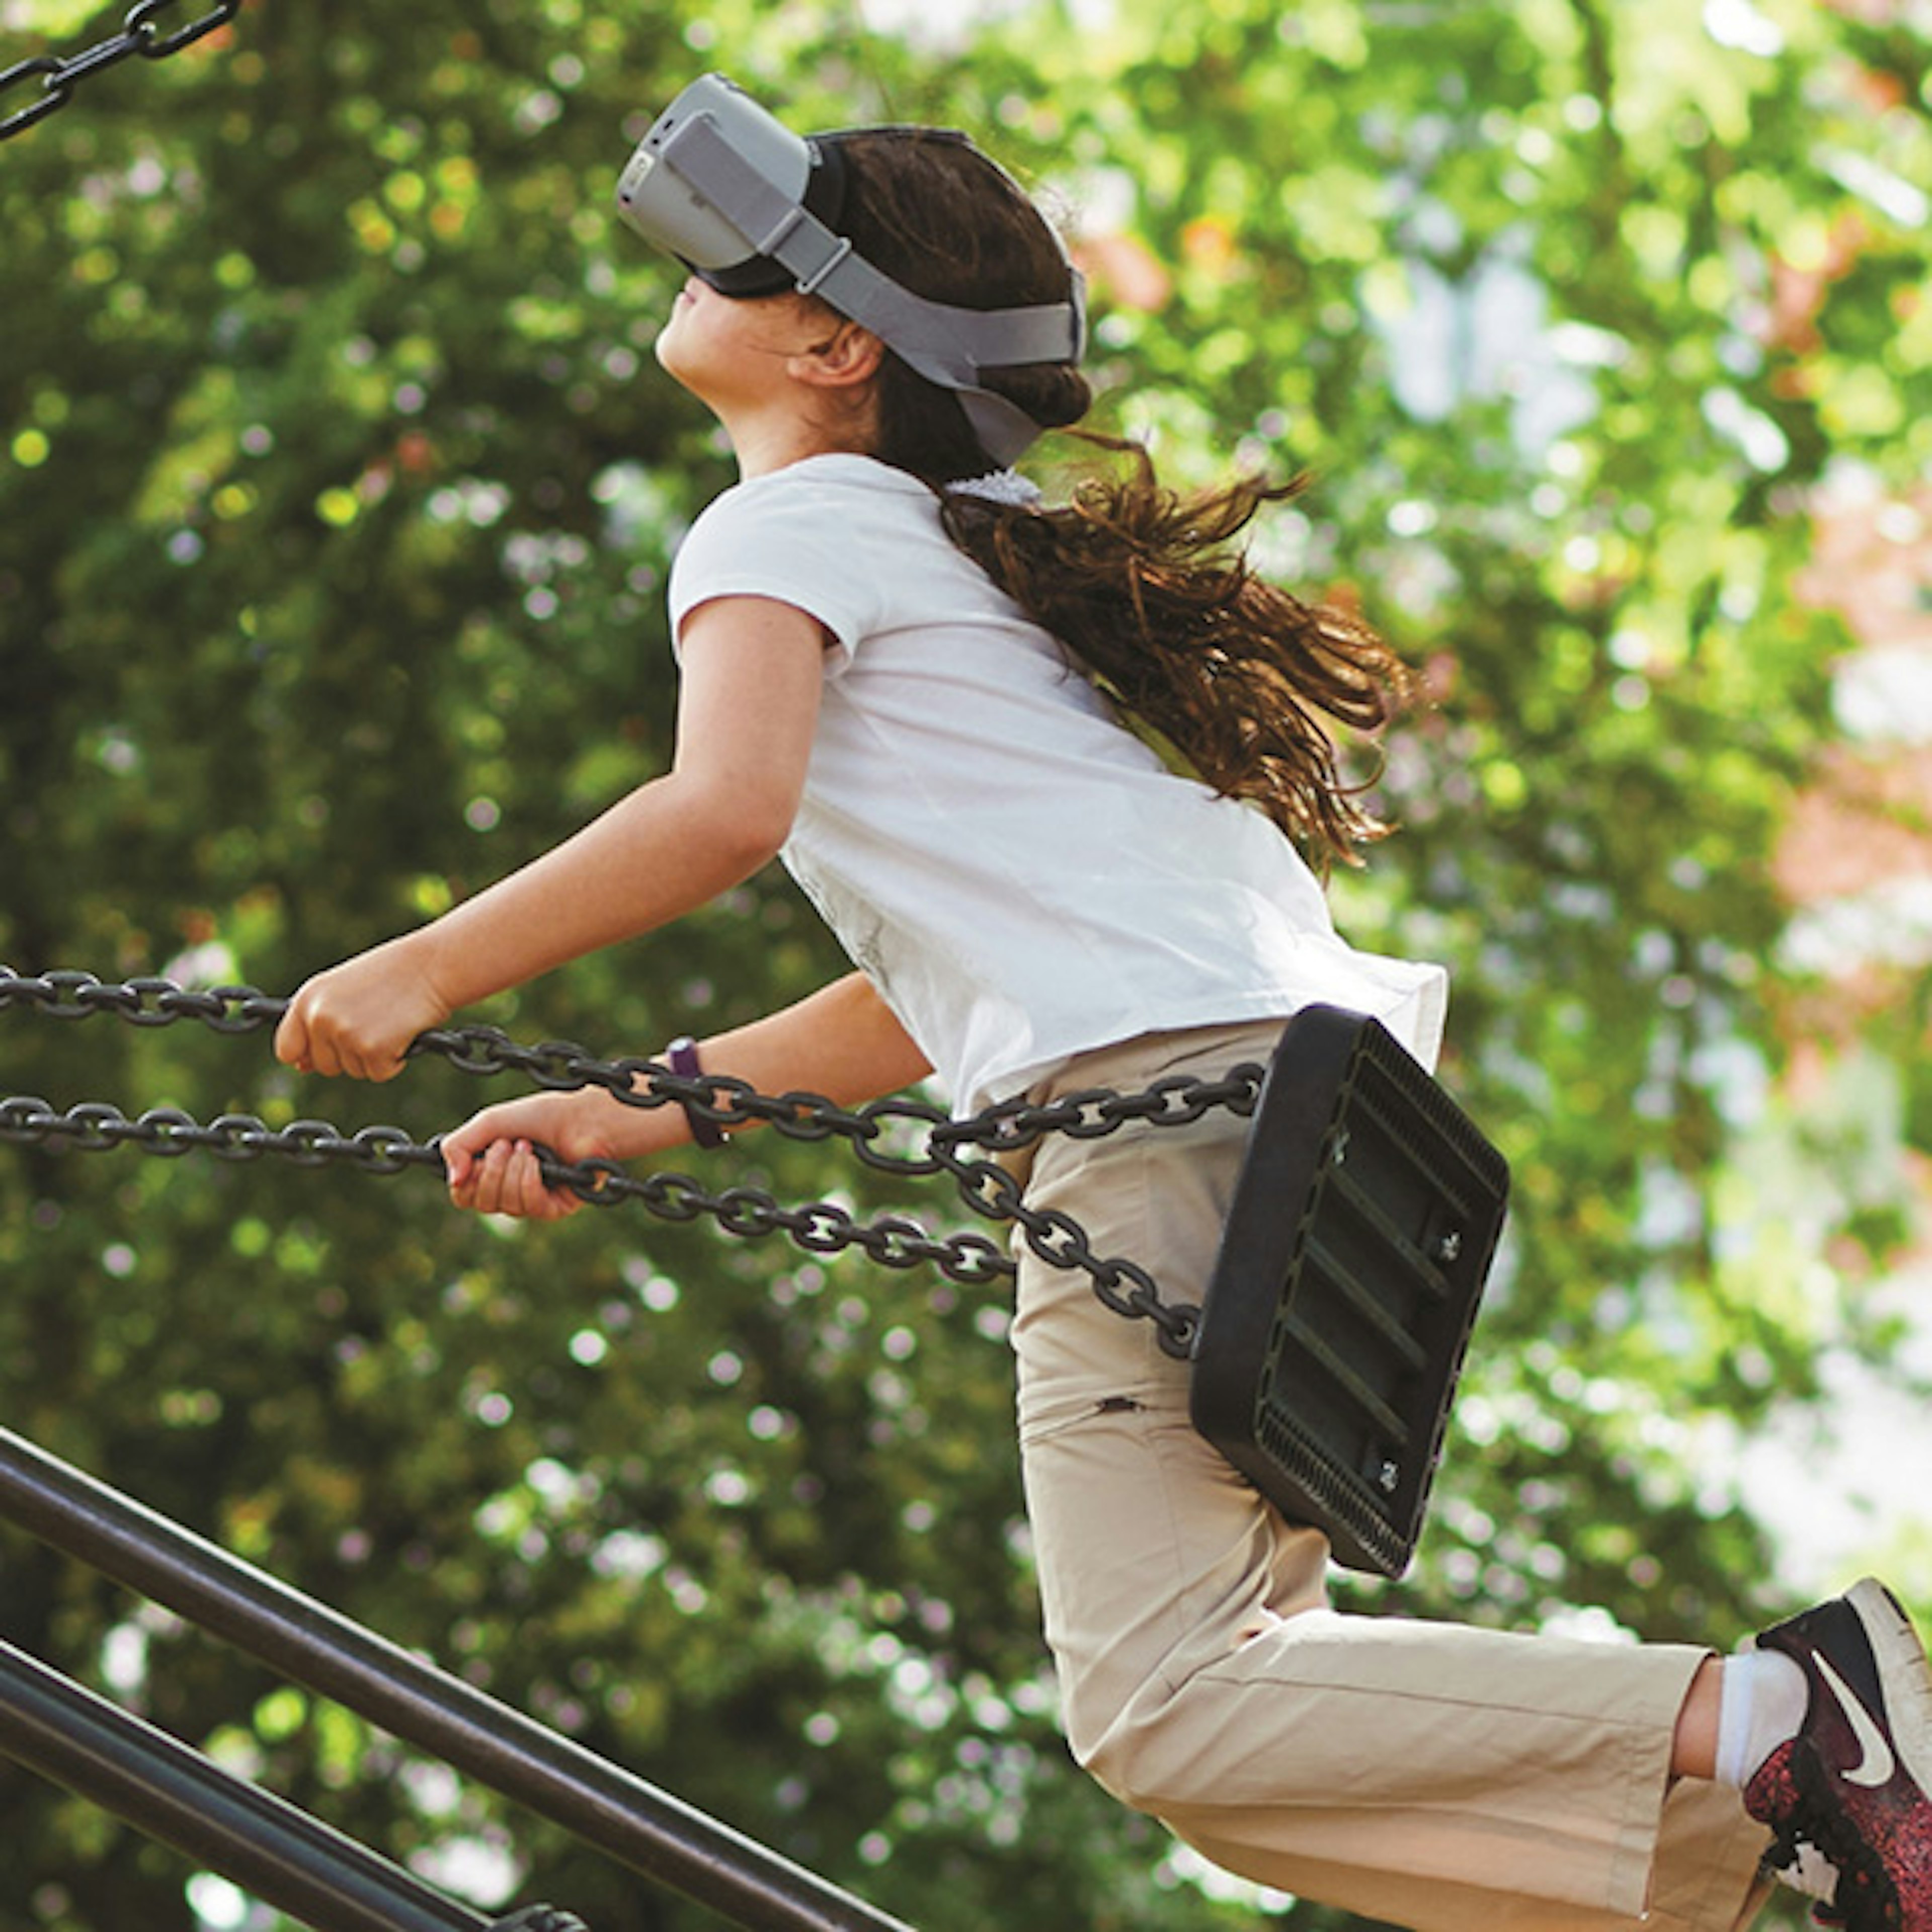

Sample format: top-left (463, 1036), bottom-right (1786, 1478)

top-left (665, 115), bottom-right (1084, 464)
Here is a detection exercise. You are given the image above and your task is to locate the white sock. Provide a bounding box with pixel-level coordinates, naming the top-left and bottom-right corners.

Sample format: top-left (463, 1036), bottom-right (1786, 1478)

top-left (1714, 1647), bottom-right (1809, 1789)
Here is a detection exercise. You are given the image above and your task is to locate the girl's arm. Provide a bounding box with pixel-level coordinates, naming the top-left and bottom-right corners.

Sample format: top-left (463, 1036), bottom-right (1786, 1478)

top-left (273, 595), bottom-right (826, 1081)
top-left (691, 968), bottom-right (935, 1114)
top-left (443, 971), bottom-right (932, 1220)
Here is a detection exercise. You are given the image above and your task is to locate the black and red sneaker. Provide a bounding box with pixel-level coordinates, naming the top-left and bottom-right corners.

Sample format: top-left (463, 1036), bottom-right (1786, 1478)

top-left (1744, 1578), bottom-right (1932, 1930)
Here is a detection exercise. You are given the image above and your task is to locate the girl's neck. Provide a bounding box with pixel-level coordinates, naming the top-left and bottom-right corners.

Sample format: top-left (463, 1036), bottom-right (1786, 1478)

top-left (727, 414), bottom-right (875, 481)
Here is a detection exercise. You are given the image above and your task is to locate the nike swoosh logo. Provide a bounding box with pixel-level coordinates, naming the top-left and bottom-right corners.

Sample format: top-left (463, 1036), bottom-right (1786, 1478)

top-left (1816, 1653), bottom-right (1897, 1789)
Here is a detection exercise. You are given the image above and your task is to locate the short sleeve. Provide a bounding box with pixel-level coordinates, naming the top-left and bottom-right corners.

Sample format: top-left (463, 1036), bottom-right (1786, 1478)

top-left (667, 470), bottom-right (883, 673)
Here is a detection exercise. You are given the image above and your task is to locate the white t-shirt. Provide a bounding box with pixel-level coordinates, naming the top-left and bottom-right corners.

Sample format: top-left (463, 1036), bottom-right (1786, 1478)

top-left (668, 453), bottom-right (1447, 1115)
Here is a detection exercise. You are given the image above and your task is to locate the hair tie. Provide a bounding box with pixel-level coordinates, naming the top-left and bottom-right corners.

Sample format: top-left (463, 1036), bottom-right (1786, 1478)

top-left (946, 469), bottom-right (1043, 508)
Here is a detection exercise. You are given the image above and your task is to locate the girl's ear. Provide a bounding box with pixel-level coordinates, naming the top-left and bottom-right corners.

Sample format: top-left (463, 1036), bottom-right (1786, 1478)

top-left (790, 319), bottom-right (885, 391)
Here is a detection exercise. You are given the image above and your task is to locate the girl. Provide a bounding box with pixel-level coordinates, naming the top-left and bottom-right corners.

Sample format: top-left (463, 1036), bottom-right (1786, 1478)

top-left (274, 84), bottom-right (1932, 1932)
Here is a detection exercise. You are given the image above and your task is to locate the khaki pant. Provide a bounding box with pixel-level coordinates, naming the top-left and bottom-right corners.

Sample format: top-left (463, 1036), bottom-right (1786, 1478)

top-left (1007, 1020), bottom-right (1772, 1932)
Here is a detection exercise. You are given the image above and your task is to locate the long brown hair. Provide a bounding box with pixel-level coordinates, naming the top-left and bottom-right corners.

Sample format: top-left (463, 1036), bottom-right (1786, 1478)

top-left (830, 130), bottom-right (1412, 870)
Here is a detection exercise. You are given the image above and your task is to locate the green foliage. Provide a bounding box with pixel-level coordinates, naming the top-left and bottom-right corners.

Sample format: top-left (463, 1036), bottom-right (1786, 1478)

top-left (2, 2), bottom-right (1927, 1929)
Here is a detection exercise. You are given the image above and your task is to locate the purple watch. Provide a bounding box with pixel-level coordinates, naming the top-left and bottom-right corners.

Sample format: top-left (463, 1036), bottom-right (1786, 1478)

top-left (665, 1035), bottom-right (727, 1148)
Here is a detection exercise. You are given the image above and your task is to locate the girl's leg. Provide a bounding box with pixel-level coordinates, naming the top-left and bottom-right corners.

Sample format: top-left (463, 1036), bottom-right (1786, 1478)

top-left (1010, 1020), bottom-right (1769, 1932)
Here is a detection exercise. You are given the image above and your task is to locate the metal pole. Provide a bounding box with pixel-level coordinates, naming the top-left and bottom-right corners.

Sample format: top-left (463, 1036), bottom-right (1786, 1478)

top-left (0, 1426), bottom-right (918, 1932)
top-left (0, 1636), bottom-right (486, 1932)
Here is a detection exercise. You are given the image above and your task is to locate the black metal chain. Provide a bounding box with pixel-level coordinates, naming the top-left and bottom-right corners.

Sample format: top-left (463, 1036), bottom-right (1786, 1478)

top-left (0, 1094), bottom-right (1019, 1288)
top-left (1, 0), bottom-right (244, 142)
top-left (0, 969), bottom-right (1264, 1354)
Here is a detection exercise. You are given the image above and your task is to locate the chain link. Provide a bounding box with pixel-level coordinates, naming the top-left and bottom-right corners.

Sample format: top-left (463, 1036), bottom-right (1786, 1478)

top-left (931, 1068), bottom-right (1264, 1154)
top-left (0, 1094), bottom-right (440, 1174)
top-left (1, 0), bottom-right (244, 142)
top-left (1, 968), bottom-right (1263, 1352)
top-left (0, 967), bottom-right (286, 1032)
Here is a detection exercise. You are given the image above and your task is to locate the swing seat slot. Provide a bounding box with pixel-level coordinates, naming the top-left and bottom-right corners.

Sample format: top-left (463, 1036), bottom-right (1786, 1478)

top-left (1189, 1004), bottom-right (1509, 1579)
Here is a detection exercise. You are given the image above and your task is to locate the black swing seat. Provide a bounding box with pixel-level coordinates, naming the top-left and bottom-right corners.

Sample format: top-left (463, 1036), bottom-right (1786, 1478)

top-left (1189, 1004), bottom-right (1509, 1579)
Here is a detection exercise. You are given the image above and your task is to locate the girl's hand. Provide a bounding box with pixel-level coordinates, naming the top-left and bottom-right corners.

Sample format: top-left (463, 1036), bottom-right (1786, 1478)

top-left (276, 935), bottom-right (453, 1083)
top-left (442, 1089), bottom-right (637, 1221)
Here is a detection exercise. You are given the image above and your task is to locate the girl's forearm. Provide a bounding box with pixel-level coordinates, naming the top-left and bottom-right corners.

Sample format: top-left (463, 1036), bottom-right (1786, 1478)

top-left (606, 971), bottom-right (932, 1158)
top-left (412, 773), bottom-right (785, 1011)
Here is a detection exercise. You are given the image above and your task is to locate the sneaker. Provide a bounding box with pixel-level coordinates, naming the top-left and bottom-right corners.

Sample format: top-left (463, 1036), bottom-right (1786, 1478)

top-left (1743, 1577), bottom-right (1932, 1930)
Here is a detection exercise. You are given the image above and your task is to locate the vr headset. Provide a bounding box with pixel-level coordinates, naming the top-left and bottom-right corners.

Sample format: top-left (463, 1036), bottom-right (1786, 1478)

top-left (615, 73), bottom-right (1087, 466)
